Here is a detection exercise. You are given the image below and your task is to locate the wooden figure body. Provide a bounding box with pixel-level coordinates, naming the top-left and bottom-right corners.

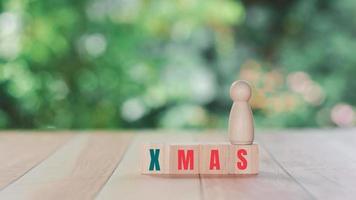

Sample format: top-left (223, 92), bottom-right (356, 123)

top-left (228, 80), bottom-right (254, 145)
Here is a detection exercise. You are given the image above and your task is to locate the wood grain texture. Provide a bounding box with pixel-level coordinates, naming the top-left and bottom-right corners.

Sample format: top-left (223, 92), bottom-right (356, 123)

top-left (0, 133), bottom-right (132, 200)
top-left (167, 144), bottom-right (200, 174)
top-left (96, 132), bottom-right (201, 200)
top-left (0, 129), bottom-right (355, 200)
top-left (199, 144), bottom-right (229, 174)
top-left (228, 144), bottom-right (259, 174)
top-left (141, 143), bottom-right (166, 174)
top-left (0, 132), bottom-right (72, 190)
top-left (258, 129), bottom-right (356, 200)
top-left (195, 133), bottom-right (313, 200)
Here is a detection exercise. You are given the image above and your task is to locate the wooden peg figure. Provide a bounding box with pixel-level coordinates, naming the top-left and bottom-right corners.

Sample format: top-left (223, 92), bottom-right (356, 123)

top-left (228, 80), bottom-right (254, 145)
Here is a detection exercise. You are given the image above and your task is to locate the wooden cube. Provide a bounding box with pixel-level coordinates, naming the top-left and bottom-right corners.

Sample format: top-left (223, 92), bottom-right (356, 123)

top-left (142, 143), bottom-right (259, 175)
top-left (141, 144), bottom-right (166, 174)
top-left (229, 144), bottom-right (259, 174)
top-left (199, 144), bottom-right (229, 174)
top-left (167, 144), bottom-right (200, 174)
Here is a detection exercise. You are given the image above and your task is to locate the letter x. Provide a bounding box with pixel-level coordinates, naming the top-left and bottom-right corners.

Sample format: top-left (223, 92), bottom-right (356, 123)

top-left (149, 149), bottom-right (160, 171)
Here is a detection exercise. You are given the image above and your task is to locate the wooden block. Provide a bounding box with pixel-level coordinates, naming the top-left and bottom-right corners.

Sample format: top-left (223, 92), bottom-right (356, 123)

top-left (141, 143), bottom-right (166, 174)
top-left (168, 144), bottom-right (200, 174)
top-left (199, 144), bottom-right (229, 174)
top-left (229, 143), bottom-right (259, 174)
top-left (142, 143), bottom-right (259, 175)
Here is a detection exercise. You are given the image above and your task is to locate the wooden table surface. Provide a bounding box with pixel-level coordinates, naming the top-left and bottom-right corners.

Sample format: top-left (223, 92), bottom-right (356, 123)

top-left (0, 129), bottom-right (355, 200)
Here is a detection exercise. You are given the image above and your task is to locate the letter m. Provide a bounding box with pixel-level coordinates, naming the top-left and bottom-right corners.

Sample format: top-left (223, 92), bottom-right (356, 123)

top-left (178, 149), bottom-right (194, 170)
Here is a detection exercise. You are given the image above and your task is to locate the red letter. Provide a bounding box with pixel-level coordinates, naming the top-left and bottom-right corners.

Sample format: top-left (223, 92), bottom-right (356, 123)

top-left (209, 149), bottom-right (221, 170)
top-left (237, 149), bottom-right (247, 170)
top-left (178, 149), bottom-right (194, 170)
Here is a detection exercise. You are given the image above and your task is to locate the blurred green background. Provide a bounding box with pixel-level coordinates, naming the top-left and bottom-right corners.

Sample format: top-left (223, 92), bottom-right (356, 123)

top-left (0, 0), bottom-right (355, 129)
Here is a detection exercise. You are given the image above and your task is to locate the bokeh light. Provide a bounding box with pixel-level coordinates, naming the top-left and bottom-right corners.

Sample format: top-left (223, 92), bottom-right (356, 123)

top-left (0, 0), bottom-right (355, 129)
top-left (331, 104), bottom-right (355, 127)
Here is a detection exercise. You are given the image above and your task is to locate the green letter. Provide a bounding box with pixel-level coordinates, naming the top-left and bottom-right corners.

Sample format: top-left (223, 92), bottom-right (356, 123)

top-left (149, 149), bottom-right (160, 171)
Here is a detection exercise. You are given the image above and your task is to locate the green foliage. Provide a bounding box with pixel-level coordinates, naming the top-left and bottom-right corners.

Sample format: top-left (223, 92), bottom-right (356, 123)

top-left (0, 0), bottom-right (355, 129)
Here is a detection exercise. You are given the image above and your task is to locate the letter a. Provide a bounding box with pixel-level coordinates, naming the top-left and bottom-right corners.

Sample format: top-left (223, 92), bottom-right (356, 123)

top-left (209, 149), bottom-right (221, 170)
